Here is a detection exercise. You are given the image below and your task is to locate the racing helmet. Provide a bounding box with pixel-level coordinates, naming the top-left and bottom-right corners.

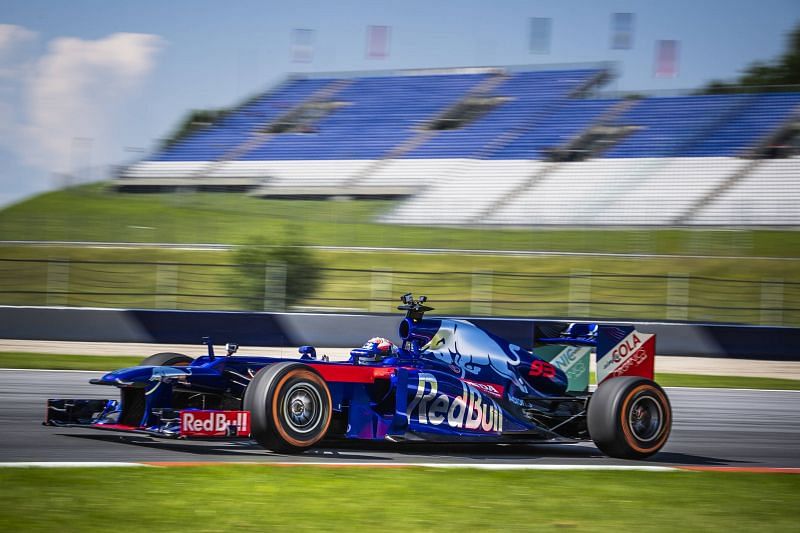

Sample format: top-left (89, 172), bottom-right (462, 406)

top-left (350, 337), bottom-right (398, 363)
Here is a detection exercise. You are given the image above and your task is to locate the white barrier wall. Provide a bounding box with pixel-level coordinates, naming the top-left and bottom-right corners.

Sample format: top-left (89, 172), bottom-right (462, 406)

top-left (120, 156), bottom-right (800, 226)
top-left (692, 157), bottom-right (800, 225)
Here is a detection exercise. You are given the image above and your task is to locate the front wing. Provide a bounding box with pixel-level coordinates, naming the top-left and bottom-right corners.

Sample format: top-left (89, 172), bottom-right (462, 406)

top-left (45, 399), bottom-right (250, 438)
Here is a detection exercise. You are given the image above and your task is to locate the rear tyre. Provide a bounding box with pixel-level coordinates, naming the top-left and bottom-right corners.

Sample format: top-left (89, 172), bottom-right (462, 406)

top-left (587, 376), bottom-right (671, 459)
top-left (140, 352), bottom-right (193, 366)
top-left (243, 362), bottom-right (332, 454)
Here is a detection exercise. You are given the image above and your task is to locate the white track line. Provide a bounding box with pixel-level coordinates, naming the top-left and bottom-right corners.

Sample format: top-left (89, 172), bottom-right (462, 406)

top-left (0, 462), bottom-right (152, 468)
top-left (0, 461), bottom-right (677, 471)
top-left (271, 462), bottom-right (680, 471)
top-left (664, 386), bottom-right (800, 393)
top-left (0, 368), bottom-right (105, 373)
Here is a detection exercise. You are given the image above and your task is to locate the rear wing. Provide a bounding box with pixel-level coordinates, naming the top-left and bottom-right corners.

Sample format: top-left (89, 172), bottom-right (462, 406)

top-left (595, 325), bottom-right (656, 384)
top-left (534, 323), bottom-right (656, 393)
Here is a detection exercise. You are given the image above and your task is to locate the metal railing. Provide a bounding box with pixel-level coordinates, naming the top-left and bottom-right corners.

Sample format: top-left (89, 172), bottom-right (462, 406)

top-left (1, 257), bottom-right (797, 326)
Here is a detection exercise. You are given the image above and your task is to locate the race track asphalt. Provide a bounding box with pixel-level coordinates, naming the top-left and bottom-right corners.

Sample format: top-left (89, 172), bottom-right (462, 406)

top-left (2, 369), bottom-right (799, 467)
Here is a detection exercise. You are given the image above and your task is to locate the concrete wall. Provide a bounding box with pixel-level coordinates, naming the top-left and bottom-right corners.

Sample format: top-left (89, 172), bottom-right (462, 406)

top-left (0, 306), bottom-right (797, 361)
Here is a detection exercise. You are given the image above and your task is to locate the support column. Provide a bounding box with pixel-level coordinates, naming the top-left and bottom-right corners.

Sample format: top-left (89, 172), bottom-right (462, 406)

top-left (568, 269), bottom-right (591, 318)
top-left (471, 270), bottom-right (493, 316)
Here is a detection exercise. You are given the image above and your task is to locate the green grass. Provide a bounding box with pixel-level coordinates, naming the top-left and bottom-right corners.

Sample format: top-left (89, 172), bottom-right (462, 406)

top-left (0, 352), bottom-right (142, 371)
top-left (2, 182), bottom-right (799, 256)
top-left (0, 466), bottom-right (797, 531)
top-left (1, 242), bottom-right (798, 323)
top-left (652, 372), bottom-right (800, 390)
top-left (0, 183), bottom-right (799, 324)
top-left (2, 352), bottom-right (799, 390)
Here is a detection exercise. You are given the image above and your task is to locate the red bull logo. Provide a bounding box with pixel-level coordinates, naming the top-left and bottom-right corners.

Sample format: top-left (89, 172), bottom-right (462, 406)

top-left (407, 373), bottom-right (503, 433)
top-left (180, 410), bottom-right (250, 437)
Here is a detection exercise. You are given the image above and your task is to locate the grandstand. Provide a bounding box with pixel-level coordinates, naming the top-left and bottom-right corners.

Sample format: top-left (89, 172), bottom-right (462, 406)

top-left (117, 65), bottom-right (800, 226)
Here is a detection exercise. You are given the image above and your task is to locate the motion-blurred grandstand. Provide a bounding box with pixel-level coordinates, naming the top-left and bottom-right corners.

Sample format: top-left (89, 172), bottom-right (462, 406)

top-left (118, 64), bottom-right (800, 226)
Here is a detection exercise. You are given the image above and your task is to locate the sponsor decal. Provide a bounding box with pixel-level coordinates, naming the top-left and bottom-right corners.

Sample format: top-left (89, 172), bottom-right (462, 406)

top-left (612, 348), bottom-right (649, 377)
top-left (597, 331), bottom-right (655, 383)
top-left (507, 395), bottom-right (525, 407)
top-left (528, 360), bottom-right (556, 379)
top-left (180, 411), bottom-right (250, 437)
top-left (421, 320), bottom-right (531, 394)
top-left (550, 346), bottom-right (588, 373)
top-left (407, 374), bottom-right (502, 433)
top-left (547, 346), bottom-right (591, 393)
top-left (461, 379), bottom-right (505, 399)
top-left (600, 332), bottom-right (643, 371)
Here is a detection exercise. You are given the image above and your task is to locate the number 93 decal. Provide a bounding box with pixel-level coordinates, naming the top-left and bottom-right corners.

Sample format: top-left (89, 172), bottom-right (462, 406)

top-left (528, 360), bottom-right (556, 379)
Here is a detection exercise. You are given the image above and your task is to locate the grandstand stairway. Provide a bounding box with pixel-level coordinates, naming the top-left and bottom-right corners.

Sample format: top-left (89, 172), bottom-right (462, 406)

top-left (473, 98), bottom-right (638, 223)
top-left (673, 158), bottom-right (764, 225)
top-left (379, 159), bottom-right (545, 225)
top-left (675, 103), bottom-right (800, 225)
top-left (382, 70), bottom-right (613, 224)
top-left (115, 65), bottom-right (800, 226)
top-left (342, 71), bottom-right (510, 192)
top-left (689, 156), bottom-right (800, 225)
top-left (208, 79), bottom-right (353, 185)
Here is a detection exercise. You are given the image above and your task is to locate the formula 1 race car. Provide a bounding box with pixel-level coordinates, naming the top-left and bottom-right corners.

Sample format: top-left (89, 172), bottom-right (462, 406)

top-left (46, 294), bottom-right (672, 459)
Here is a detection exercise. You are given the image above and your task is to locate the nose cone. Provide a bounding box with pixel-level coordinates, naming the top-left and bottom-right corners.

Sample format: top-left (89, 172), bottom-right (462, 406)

top-left (95, 365), bottom-right (156, 386)
top-left (92, 364), bottom-right (195, 387)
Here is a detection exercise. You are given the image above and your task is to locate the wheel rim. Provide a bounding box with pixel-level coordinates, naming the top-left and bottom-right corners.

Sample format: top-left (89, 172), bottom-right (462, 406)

top-left (282, 383), bottom-right (323, 435)
top-left (627, 394), bottom-right (663, 443)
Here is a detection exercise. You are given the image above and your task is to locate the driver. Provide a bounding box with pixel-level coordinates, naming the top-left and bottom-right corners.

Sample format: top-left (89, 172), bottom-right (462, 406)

top-left (349, 337), bottom-right (398, 363)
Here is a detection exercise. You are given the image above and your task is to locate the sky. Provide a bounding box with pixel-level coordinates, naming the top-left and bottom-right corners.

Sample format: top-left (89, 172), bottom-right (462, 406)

top-left (0, 0), bottom-right (798, 207)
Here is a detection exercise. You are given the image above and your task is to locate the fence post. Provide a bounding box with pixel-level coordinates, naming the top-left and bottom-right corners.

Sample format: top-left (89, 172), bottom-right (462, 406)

top-left (46, 260), bottom-right (70, 306)
top-left (156, 263), bottom-right (178, 310)
top-left (666, 272), bottom-right (689, 321)
top-left (568, 269), bottom-right (591, 318)
top-left (370, 268), bottom-right (393, 313)
top-left (264, 261), bottom-right (287, 311)
top-left (471, 270), bottom-right (493, 316)
top-left (760, 278), bottom-right (783, 326)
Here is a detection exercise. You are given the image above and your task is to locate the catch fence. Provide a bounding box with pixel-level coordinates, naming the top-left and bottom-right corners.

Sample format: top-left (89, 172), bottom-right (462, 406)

top-left (0, 257), bottom-right (796, 326)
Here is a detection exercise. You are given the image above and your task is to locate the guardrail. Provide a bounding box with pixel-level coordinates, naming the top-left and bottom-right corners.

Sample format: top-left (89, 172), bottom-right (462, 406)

top-left (1, 257), bottom-right (798, 327)
top-left (0, 306), bottom-right (797, 361)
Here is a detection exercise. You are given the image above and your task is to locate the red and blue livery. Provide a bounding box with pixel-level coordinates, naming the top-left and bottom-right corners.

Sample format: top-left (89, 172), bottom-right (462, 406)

top-left (46, 294), bottom-right (672, 459)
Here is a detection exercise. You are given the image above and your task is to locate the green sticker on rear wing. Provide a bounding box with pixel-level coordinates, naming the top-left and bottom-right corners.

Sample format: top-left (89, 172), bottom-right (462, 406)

top-left (537, 345), bottom-right (591, 393)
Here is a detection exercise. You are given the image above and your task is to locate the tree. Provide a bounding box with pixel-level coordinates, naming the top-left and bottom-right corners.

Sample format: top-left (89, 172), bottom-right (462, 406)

top-left (160, 108), bottom-right (231, 148)
top-left (701, 24), bottom-right (800, 93)
top-left (229, 237), bottom-right (323, 311)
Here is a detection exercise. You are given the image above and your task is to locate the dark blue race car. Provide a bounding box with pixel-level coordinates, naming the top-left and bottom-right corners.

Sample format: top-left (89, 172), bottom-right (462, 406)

top-left (46, 294), bottom-right (672, 459)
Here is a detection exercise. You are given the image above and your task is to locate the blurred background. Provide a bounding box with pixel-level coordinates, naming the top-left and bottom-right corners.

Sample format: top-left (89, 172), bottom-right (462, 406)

top-left (0, 0), bottom-right (798, 325)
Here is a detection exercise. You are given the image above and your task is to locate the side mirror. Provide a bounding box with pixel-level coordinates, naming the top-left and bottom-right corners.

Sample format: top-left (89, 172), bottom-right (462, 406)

top-left (225, 343), bottom-right (239, 356)
top-left (299, 345), bottom-right (317, 360)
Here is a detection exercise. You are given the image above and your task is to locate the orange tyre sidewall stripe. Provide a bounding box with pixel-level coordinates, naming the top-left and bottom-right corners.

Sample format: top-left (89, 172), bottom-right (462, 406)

top-left (619, 384), bottom-right (671, 454)
top-left (270, 369), bottom-right (332, 448)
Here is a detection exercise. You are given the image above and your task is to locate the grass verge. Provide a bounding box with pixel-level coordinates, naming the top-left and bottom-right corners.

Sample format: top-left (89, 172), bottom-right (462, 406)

top-left (3, 182), bottom-right (800, 256)
top-left (2, 352), bottom-right (799, 390)
top-left (1, 185), bottom-right (799, 324)
top-left (0, 466), bottom-right (798, 531)
top-left (0, 352), bottom-right (142, 371)
top-left (652, 372), bottom-right (800, 390)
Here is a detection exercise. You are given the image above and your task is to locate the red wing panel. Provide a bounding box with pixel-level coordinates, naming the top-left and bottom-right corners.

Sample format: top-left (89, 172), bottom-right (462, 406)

top-left (309, 364), bottom-right (395, 383)
top-left (596, 329), bottom-right (656, 384)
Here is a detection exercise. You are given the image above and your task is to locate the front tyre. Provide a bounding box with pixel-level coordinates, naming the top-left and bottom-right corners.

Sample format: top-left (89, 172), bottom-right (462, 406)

top-left (587, 377), bottom-right (671, 459)
top-left (243, 362), bottom-right (332, 453)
